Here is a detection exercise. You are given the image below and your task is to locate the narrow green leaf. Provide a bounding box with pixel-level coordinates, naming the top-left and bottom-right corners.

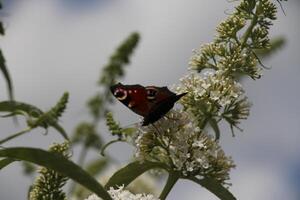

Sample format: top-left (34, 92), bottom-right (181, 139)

top-left (0, 101), bottom-right (43, 117)
top-left (0, 147), bottom-right (112, 200)
top-left (0, 101), bottom-right (68, 139)
top-left (0, 158), bottom-right (16, 170)
top-left (0, 128), bottom-right (32, 145)
top-left (189, 177), bottom-right (236, 200)
top-left (209, 118), bottom-right (220, 140)
top-left (105, 161), bottom-right (167, 189)
top-left (50, 123), bottom-right (69, 140)
top-left (0, 50), bottom-right (14, 100)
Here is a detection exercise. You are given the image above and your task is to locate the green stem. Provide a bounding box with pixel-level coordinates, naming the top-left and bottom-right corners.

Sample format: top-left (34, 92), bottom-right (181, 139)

top-left (159, 172), bottom-right (180, 200)
top-left (200, 117), bottom-right (210, 130)
top-left (78, 146), bottom-right (88, 166)
top-left (0, 127), bottom-right (32, 145)
top-left (100, 139), bottom-right (125, 156)
top-left (240, 1), bottom-right (262, 48)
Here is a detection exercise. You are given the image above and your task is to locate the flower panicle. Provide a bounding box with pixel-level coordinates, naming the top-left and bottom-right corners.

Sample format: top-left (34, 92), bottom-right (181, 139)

top-left (106, 112), bottom-right (123, 138)
top-left (49, 92), bottom-right (69, 120)
top-left (87, 93), bottom-right (104, 120)
top-left (135, 110), bottom-right (235, 186)
top-left (175, 72), bottom-right (250, 135)
top-left (106, 112), bottom-right (137, 139)
top-left (99, 32), bottom-right (140, 87)
top-left (29, 142), bottom-right (70, 200)
top-left (190, 0), bottom-right (278, 80)
top-left (27, 92), bottom-right (69, 129)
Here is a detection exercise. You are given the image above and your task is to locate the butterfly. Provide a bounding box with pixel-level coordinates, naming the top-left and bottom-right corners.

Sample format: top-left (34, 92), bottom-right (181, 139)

top-left (110, 83), bottom-right (187, 126)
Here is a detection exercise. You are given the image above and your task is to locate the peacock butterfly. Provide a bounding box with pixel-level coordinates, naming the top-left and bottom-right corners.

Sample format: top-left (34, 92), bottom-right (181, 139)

top-left (110, 83), bottom-right (187, 126)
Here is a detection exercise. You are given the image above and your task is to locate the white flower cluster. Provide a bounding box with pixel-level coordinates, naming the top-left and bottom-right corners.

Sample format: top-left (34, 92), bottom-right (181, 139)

top-left (174, 72), bottom-right (250, 132)
top-left (84, 186), bottom-right (159, 200)
top-left (176, 72), bottom-right (244, 107)
top-left (135, 110), bottom-right (235, 184)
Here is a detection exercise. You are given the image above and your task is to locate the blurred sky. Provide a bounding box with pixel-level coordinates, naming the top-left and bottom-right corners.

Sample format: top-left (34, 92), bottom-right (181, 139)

top-left (0, 0), bottom-right (299, 200)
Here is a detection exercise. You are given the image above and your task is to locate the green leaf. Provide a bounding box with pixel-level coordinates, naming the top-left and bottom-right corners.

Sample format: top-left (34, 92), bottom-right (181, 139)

top-left (189, 177), bottom-right (236, 200)
top-left (51, 123), bottom-right (69, 140)
top-left (86, 158), bottom-right (108, 176)
top-left (209, 118), bottom-right (220, 140)
top-left (0, 147), bottom-right (112, 200)
top-left (0, 128), bottom-right (32, 145)
top-left (0, 50), bottom-right (14, 100)
top-left (0, 101), bottom-right (43, 117)
top-left (105, 161), bottom-right (167, 190)
top-left (21, 161), bottom-right (36, 175)
top-left (0, 158), bottom-right (16, 170)
top-left (0, 101), bottom-right (68, 140)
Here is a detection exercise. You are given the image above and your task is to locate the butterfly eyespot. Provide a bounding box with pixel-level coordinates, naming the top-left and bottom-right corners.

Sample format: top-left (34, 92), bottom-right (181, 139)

top-left (146, 87), bottom-right (158, 100)
top-left (128, 101), bottom-right (135, 108)
top-left (114, 90), bottom-right (127, 101)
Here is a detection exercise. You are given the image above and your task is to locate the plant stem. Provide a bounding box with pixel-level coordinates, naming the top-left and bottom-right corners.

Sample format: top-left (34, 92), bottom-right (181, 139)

top-left (0, 127), bottom-right (32, 145)
top-left (159, 172), bottom-right (180, 200)
top-left (78, 146), bottom-right (88, 166)
top-left (240, 1), bottom-right (262, 48)
top-left (100, 139), bottom-right (125, 156)
top-left (200, 117), bottom-right (210, 130)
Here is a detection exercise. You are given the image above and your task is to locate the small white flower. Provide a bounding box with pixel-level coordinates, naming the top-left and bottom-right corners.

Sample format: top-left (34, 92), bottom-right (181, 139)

top-left (192, 140), bottom-right (206, 149)
top-left (85, 194), bottom-right (102, 200)
top-left (84, 186), bottom-right (160, 200)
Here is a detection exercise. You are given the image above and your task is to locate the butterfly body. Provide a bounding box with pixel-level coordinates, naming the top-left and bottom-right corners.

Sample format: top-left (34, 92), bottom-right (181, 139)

top-left (110, 83), bottom-right (186, 126)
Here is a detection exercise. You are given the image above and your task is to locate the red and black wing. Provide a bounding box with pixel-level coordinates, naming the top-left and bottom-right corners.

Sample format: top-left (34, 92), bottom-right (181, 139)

top-left (110, 83), bottom-right (150, 117)
top-left (111, 83), bottom-right (187, 126)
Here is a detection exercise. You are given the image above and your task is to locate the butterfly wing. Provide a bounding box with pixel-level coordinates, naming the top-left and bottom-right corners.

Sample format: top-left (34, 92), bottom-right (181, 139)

top-left (111, 83), bottom-right (187, 126)
top-left (142, 86), bottom-right (187, 125)
top-left (110, 83), bottom-right (151, 117)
